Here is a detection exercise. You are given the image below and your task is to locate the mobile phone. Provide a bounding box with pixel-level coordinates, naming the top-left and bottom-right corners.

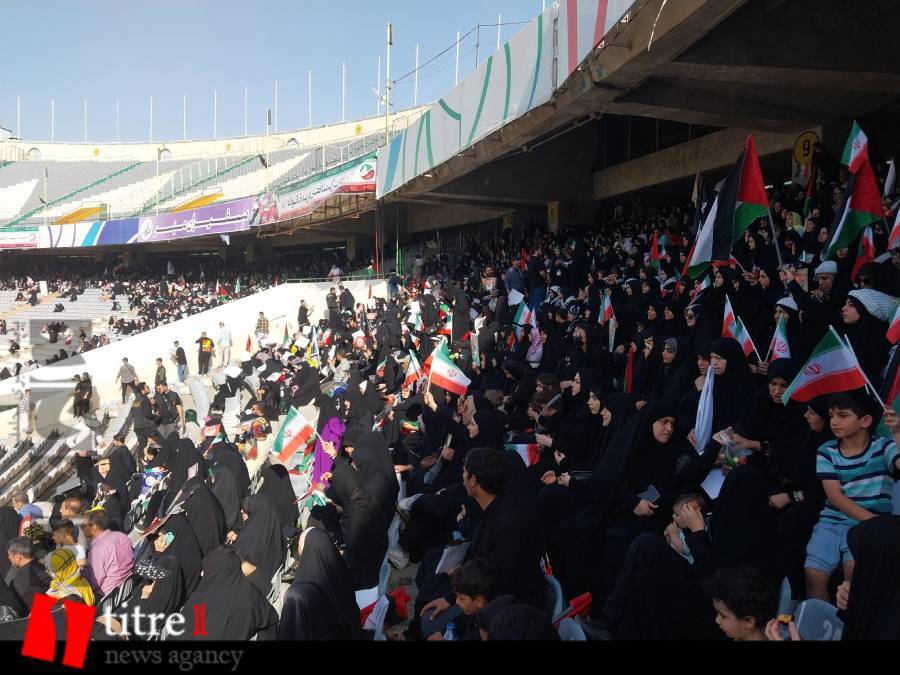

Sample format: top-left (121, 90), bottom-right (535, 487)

top-left (638, 485), bottom-right (660, 503)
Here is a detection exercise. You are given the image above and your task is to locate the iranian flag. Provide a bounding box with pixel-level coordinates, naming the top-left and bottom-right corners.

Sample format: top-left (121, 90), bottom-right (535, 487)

top-left (803, 164), bottom-right (818, 218)
top-left (513, 303), bottom-right (532, 338)
top-left (688, 136), bottom-right (769, 276)
top-left (887, 302), bottom-right (900, 345)
top-left (768, 314), bottom-right (791, 363)
top-left (888, 208), bottom-right (900, 251)
top-left (427, 340), bottom-right (471, 396)
top-left (599, 290), bottom-right (614, 326)
top-left (723, 296), bottom-right (758, 359)
top-left (274, 407), bottom-right (317, 464)
top-left (842, 120), bottom-right (869, 174)
top-left (823, 158), bottom-right (884, 260)
top-left (376, 357), bottom-right (388, 377)
top-left (691, 275), bottom-right (712, 301)
top-left (623, 347), bottom-right (636, 395)
top-left (404, 351), bottom-right (424, 388)
top-left (505, 443), bottom-right (541, 467)
top-left (782, 328), bottom-right (867, 404)
top-left (438, 315), bottom-right (453, 337)
top-left (851, 226), bottom-right (877, 282)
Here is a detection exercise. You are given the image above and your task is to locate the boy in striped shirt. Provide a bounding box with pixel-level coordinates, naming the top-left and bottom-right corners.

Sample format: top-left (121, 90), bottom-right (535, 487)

top-left (804, 393), bottom-right (900, 602)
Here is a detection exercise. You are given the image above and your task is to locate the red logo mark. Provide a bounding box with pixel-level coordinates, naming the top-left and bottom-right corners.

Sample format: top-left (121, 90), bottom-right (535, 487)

top-left (21, 594), bottom-right (96, 669)
top-left (193, 603), bottom-right (207, 636)
top-left (804, 363), bottom-right (823, 377)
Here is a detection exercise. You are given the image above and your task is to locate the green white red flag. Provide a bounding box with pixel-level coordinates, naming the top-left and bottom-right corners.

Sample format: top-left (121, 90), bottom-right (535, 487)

top-left (888, 302), bottom-right (900, 345)
top-left (782, 328), bottom-right (867, 404)
top-left (768, 314), bottom-right (791, 363)
top-left (426, 340), bottom-right (470, 396)
top-left (505, 443), bottom-right (541, 467)
top-left (842, 120), bottom-right (869, 174)
top-left (723, 295), bottom-right (758, 359)
top-left (274, 406), bottom-right (317, 464)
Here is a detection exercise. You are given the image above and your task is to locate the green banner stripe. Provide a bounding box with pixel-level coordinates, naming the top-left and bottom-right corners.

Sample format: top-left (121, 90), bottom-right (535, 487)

top-left (503, 43), bottom-right (512, 122)
top-left (467, 55), bottom-right (494, 146)
top-left (527, 13), bottom-right (544, 110)
top-left (413, 113), bottom-right (426, 176)
top-left (425, 110), bottom-right (434, 167)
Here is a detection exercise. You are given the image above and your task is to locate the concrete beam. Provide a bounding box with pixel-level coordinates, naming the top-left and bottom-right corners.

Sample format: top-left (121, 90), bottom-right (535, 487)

top-left (592, 127), bottom-right (797, 200)
top-left (656, 62), bottom-right (900, 93)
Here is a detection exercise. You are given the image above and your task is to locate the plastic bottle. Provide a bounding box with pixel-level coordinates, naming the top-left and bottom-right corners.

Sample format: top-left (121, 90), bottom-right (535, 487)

top-left (443, 622), bottom-right (457, 641)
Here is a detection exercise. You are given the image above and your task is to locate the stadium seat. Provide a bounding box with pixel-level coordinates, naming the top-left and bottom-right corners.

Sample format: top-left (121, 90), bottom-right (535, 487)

top-left (794, 599), bottom-right (844, 641)
top-left (545, 575), bottom-right (566, 623)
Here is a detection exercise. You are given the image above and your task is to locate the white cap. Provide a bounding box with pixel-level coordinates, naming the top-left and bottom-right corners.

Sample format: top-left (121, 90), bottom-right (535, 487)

top-left (815, 261), bottom-right (837, 276)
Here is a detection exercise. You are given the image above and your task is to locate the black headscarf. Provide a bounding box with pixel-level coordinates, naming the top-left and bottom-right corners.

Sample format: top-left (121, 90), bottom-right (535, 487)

top-left (351, 432), bottom-right (399, 522)
top-left (182, 479), bottom-right (227, 557)
top-left (277, 528), bottom-right (361, 641)
top-left (154, 513), bottom-right (203, 597)
top-left (843, 517), bottom-right (900, 641)
top-left (314, 393), bottom-right (340, 435)
top-left (209, 442), bottom-right (251, 502)
top-left (586, 392), bottom-right (636, 470)
top-left (256, 465), bottom-right (300, 530)
top-left (210, 465), bottom-right (241, 531)
top-left (236, 494), bottom-right (285, 595)
top-left (174, 547), bottom-right (278, 641)
top-left (708, 337), bottom-right (756, 435)
top-left (129, 555), bottom-right (185, 636)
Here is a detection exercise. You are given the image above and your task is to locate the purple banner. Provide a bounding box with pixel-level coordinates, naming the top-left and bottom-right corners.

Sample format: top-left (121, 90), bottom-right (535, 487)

top-left (133, 196), bottom-right (262, 243)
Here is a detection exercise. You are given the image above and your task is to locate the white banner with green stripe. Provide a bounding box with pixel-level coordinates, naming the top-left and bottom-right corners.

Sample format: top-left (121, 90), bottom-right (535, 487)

top-left (377, 4), bottom-right (555, 198)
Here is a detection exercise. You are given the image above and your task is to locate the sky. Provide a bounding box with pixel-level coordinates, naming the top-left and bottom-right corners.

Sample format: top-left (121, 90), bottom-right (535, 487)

top-left (0, 0), bottom-right (548, 144)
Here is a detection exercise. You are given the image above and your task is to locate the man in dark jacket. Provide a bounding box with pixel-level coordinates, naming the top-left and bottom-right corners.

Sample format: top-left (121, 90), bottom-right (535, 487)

top-left (5, 537), bottom-right (50, 613)
top-left (132, 383), bottom-right (158, 452)
top-left (339, 285), bottom-right (355, 312)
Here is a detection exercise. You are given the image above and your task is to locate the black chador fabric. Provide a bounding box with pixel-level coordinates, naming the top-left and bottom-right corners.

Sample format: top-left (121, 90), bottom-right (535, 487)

top-left (160, 438), bottom-right (209, 512)
top-left (210, 465), bottom-right (241, 531)
top-left (208, 442), bottom-right (251, 502)
top-left (128, 555), bottom-right (185, 637)
top-left (351, 432), bottom-right (399, 523)
top-left (182, 479), bottom-right (226, 557)
top-left (173, 547), bottom-right (278, 641)
top-left (707, 337), bottom-right (756, 436)
top-left (256, 464), bottom-right (300, 531)
top-left (277, 528), bottom-right (361, 641)
top-left (155, 514), bottom-right (203, 597)
top-left (329, 456), bottom-right (388, 590)
top-left (0, 507), bottom-right (21, 579)
top-left (843, 517), bottom-right (900, 641)
top-left (236, 495), bottom-right (285, 595)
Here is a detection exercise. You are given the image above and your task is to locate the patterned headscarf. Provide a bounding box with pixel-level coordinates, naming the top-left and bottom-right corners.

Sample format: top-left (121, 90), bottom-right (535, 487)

top-left (46, 548), bottom-right (95, 606)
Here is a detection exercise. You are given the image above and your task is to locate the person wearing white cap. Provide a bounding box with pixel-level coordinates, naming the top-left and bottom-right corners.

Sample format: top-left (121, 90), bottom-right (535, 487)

top-left (843, 288), bottom-right (897, 387)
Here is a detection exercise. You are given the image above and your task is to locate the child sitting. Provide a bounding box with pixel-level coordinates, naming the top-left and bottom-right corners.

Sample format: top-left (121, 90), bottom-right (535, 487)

top-left (51, 519), bottom-right (87, 569)
top-left (804, 392), bottom-right (900, 602)
top-left (663, 492), bottom-right (709, 564)
top-left (428, 559), bottom-right (496, 641)
top-left (711, 566), bottom-right (775, 641)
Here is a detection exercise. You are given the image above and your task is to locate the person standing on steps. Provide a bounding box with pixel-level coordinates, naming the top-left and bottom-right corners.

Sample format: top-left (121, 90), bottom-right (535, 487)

top-left (173, 341), bottom-right (188, 383)
top-left (115, 357), bottom-right (139, 403)
top-left (196, 332), bottom-right (214, 375)
top-left (217, 321), bottom-right (232, 368)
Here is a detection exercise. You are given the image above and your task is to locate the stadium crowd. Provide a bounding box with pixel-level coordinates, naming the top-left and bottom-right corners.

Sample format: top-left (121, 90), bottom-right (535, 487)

top-left (1, 136), bottom-right (899, 642)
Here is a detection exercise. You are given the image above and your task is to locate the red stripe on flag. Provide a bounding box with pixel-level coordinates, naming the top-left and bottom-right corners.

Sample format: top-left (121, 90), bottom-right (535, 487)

top-left (593, 0), bottom-right (609, 46)
top-left (567, 0), bottom-right (579, 76)
top-left (789, 367), bottom-right (867, 403)
top-left (431, 370), bottom-right (469, 397)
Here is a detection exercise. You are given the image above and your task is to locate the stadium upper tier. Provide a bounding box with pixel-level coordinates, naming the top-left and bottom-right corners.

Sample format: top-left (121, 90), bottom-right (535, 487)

top-left (0, 109), bottom-right (423, 227)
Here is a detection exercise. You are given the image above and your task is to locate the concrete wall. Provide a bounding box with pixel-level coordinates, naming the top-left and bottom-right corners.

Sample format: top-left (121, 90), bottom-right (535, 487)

top-left (0, 108), bottom-right (427, 162)
top-left (592, 127), bottom-right (804, 200)
top-left (0, 279), bottom-right (385, 438)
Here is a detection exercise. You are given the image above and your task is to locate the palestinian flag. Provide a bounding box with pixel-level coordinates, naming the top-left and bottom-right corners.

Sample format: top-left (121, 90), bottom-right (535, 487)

top-left (823, 158), bottom-right (884, 260)
top-left (842, 120), bottom-right (869, 174)
top-left (650, 232), bottom-right (662, 275)
top-left (723, 296), bottom-right (758, 359)
top-left (688, 136), bottom-right (769, 277)
top-left (439, 303), bottom-right (451, 320)
top-left (599, 290), bottom-right (614, 326)
top-left (505, 443), bottom-right (541, 467)
top-left (274, 407), bottom-right (317, 464)
top-left (376, 357), bottom-right (388, 378)
top-left (428, 340), bottom-right (471, 396)
top-left (282, 324), bottom-right (292, 348)
top-left (851, 226), bottom-right (877, 282)
top-left (888, 301), bottom-right (900, 345)
top-left (768, 314), bottom-right (791, 363)
top-left (782, 328), bottom-right (867, 404)
top-left (404, 351), bottom-right (424, 388)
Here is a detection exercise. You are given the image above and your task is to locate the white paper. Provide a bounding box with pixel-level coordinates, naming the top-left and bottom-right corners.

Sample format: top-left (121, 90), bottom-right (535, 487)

top-left (408, 301), bottom-right (421, 315)
top-left (469, 308), bottom-right (479, 321)
top-left (507, 289), bottom-right (525, 306)
top-left (297, 336), bottom-right (310, 349)
top-left (267, 372), bottom-right (282, 382)
top-left (301, 326), bottom-right (311, 336)
top-left (435, 542), bottom-right (470, 575)
top-left (355, 586), bottom-right (379, 611)
top-left (701, 469), bottom-right (727, 500)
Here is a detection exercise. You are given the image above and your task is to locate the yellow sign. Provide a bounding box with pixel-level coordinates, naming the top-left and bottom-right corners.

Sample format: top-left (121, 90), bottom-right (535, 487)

top-left (502, 213), bottom-right (513, 230)
top-left (793, 131), bottom-right (819, 165)
top-left (547, 202), bottom-right (559, 232)
top-left (355, 124), bottom-right (363, 136)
